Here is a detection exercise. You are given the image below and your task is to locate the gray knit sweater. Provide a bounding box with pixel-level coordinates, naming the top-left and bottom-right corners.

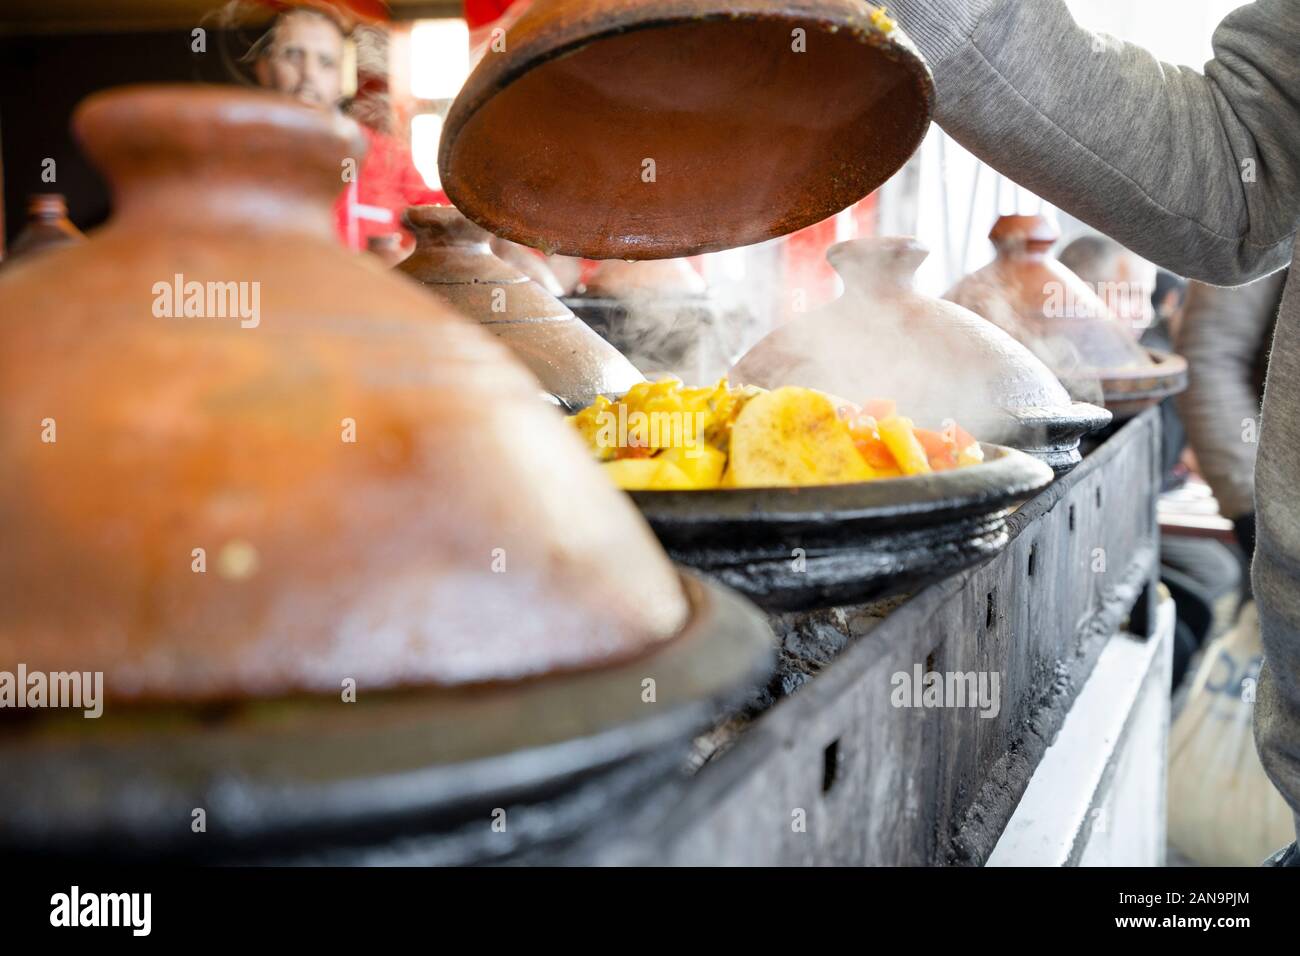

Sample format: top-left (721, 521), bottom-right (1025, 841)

top-left (887, 0), bottom-right (1300, 838)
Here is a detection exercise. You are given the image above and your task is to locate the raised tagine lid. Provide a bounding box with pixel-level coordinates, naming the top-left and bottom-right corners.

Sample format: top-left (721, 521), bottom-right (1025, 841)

top-left (3, 193), bottom-right (85, 264)
top-left (944, 214), bottom-right (1185, 412)
top-left (438, 0), bottom-right (934, 259)
top-left (0, 85), bottom-right (687, 704)
top-left (397, 204), bottom-right (644, 409)
top-left (729, 236), bottom-right (1110, 472)
top-left (581, 258), bottom-right (708, 300)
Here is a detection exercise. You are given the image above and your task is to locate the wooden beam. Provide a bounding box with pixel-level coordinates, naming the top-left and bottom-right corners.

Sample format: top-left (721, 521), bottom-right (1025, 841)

top-left (0, 0), bottom-right (463, 36)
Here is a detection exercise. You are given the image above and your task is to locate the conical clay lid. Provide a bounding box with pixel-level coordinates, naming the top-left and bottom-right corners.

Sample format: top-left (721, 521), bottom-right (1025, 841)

top-left (0, 85), bottom-right (687, 703)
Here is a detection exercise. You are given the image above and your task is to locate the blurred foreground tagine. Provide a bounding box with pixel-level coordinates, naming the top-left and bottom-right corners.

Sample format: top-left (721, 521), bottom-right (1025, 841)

top-left (0, 85), bottom-right (691, 702)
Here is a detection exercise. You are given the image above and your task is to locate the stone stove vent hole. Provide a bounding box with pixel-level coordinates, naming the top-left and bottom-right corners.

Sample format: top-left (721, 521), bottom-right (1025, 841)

top-left (822, 739), bottom-right (842, 794)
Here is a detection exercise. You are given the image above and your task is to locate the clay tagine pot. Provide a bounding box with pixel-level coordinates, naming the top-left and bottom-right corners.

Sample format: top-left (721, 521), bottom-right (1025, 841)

top-left (566, 258), bottom-right (758, 385)
top-left (582, 259), bottom-right (708, 300)
top-left (945, 214), bottom-right (1187, 417)
top-left (0, 85), bottom-right (688, 704)
top-left (729, 237), bottom-right (1111, 474)
top-left (397, 204), bottom-right (644, 410)
top-left (438, 0), bottom-right (934, 260)
top-left (490, 235), bottom-right (567, 297)
top-left (2, 193), bottom-right (84, 265)
top-left (365, 232), bottom-right (409, 268)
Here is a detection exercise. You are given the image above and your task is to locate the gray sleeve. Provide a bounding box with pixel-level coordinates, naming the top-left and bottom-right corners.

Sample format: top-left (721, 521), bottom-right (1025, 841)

top-left (887, 0), bottom-right (1300, 285)
top-left (1175, 274), bottom-right (1284, 518)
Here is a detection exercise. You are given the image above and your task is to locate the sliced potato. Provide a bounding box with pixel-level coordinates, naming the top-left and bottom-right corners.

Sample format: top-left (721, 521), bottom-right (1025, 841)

top-left (646, 459), bottom-right (695, 491)
top-left (602, 457), bottom-right (696, 491)
top-left (658, 444), bottom-right (727, 489)
top-left (601, 459), bottom-right (661, 490)
top-left (728, 387), bottom-right (876, 487)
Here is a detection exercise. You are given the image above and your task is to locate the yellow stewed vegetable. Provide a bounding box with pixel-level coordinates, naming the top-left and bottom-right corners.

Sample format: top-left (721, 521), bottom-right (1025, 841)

top-left (657, 444), bottom-right (727, 488)
top-left (602, 457), bottom-right (695, 491)
top-left (727, 387), bottom-right (876, 488)
top-left (566, 378), bottom-right (982, 491)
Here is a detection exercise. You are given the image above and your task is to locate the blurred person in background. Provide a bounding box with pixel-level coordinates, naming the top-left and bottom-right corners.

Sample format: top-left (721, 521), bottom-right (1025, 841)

top-left (1170, 274), bottom-right (1291, 863)
top-left (1178, 272), bottom-right (1287, 592)
top-left (250, 2), bottom-right (345, 109)
top-left (247, 2), bottom-right (443, 251)
top-left (1153, 270), bottom-right (1189, 342)
top-left (1059, 233), bottom-right (1157, 335)
top-left (1059, 239), bottom-right (1193, 365)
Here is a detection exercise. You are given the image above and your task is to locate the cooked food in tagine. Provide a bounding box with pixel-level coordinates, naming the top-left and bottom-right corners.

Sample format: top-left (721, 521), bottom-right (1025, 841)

top-left (567, 379), bottom-right (985, 490)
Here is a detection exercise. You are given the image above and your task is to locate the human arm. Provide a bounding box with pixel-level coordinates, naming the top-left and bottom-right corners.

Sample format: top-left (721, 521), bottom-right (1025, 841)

top-left (887, 0), bottom-right (1300, 285)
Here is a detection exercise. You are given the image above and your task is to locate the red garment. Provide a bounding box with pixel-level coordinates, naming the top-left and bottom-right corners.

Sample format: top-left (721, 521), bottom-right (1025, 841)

top-left (464, 0), bottom-right (518, 29)
top-left (334, 124), bottom-right (446, 250)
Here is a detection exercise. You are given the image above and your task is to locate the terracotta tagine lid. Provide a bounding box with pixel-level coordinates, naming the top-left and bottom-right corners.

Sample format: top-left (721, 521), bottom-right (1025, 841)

top-left (490, 236), bottom-right (567, 297)
top-left (3, 193), bottom-right (84, 265)
top-left (438, 0), bottom-right (933, 259)
top-left (0, 85), bottom-right (688, 704)
top-left (945, 214), bottom-right (1186, 414)
top-left (582, 258), bottom-right (708, 299)
top-left (397, 204), bottom-right (644, 409)
top-left (729, 237), bottom-right (1110, 474)
top-left (365, 232), bottom-right (409, 268)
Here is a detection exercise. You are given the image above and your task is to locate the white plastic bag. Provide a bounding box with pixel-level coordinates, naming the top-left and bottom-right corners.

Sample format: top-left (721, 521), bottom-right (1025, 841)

top-left (1168, 601), bottom-right (1296, 866)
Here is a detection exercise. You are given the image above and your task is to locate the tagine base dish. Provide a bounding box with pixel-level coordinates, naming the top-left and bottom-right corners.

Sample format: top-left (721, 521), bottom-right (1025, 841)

top-left (629, 443), bottom-right (1054, 612)
top-left (1001, 401), bottom-right (1113, 476)
top-left (0, 574), bottom-right (773, 862)
top-left (1080, 348), bottom-right (1189, 419)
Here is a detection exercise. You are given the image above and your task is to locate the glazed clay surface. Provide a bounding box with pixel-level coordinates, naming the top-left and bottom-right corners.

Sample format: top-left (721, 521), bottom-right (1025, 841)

top-left (0, 86), bottom-right (687, 703)
top-left (946, 214), bottom-right (1154, 376)
top-left (398, 205), bottom-right (643, 409)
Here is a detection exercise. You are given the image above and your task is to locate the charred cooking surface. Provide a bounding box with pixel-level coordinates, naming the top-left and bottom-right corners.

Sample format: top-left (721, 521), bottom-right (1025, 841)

top-left (606, 410), bottom-right (1164, 866)
top-left (0, 575), bottom-right (774, 863)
